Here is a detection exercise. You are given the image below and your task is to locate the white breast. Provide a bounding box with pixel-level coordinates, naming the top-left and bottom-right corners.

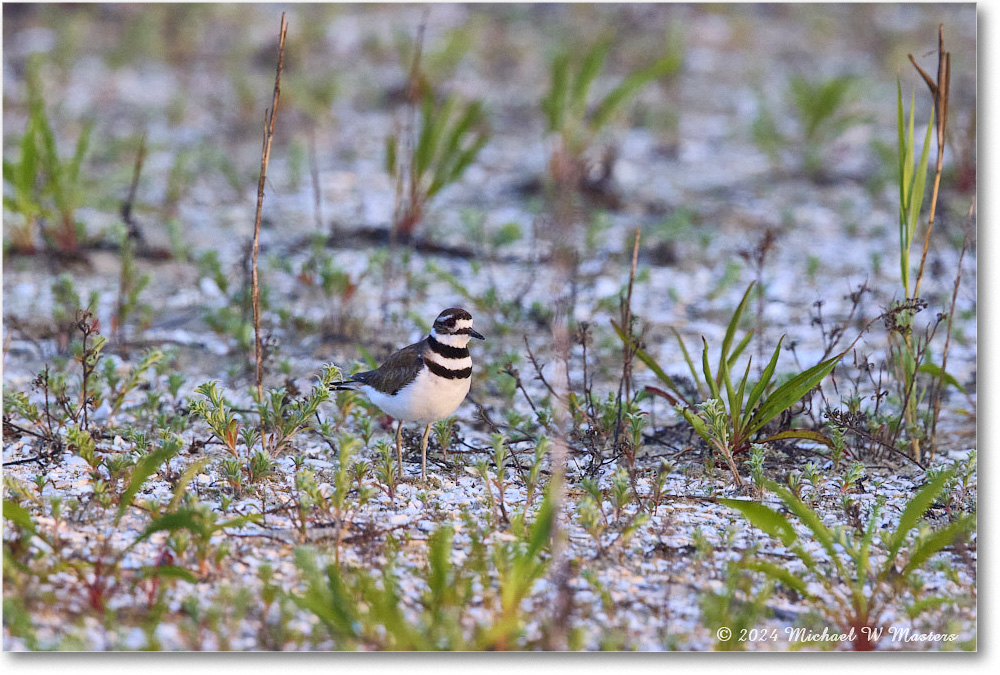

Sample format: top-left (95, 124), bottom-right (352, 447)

top-left (362, 367), bottom-right (472, 424)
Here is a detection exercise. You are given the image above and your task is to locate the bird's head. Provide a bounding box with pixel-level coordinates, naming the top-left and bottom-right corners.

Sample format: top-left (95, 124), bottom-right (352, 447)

top-left (431, 307), bottom-right (485, 346)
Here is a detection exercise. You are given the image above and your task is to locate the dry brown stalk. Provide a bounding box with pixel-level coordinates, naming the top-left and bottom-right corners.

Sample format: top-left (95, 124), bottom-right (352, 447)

top-left (910, 24), bottom-right (951, 299)
top-left (251, 11), bottom-right (288, 401)
top-left (121, 133), bottom-right (146, 233)
top-left (928, 202), bottom-right (973, 460)
top-left (622, 227), bottom-right (641, 403)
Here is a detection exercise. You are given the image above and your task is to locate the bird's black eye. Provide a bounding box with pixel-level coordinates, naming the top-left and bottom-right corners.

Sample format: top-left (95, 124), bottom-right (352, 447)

top-left (445, 318), bottom-right (456, 328)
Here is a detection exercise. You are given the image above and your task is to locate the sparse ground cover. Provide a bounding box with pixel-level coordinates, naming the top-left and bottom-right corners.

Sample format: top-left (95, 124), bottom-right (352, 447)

top-left (2, 4), bottom-right (976, 651)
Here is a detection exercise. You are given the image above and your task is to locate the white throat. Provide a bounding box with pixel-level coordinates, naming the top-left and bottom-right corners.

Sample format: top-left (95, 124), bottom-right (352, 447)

top-left (431, 329), bottom-right (472, 348)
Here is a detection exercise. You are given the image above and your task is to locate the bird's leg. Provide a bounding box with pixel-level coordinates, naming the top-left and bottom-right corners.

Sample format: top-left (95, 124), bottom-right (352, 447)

top-left (421, 422), bottom-right (432, 481)
top-left (395, 419), bottom-right (404, 479)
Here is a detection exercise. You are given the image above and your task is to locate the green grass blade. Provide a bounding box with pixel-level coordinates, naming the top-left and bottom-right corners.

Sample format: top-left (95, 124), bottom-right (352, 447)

top-left (612, 320), bottom-right (689, 405)
top-left (757, 429), bottom-right (834, 447)
top-left (590, 51), bottom-right (680, 130)
top-left (541, 53), bottom-right (569, 132)
top-left (526, 489), bottom-right (556, 560)
top-left (683, 407), bottom-right (712, 445)
top-left (701, 337), bottom-right (719, 400)
top-left (917, 362), bottom-right (967, 394)
top-left (741, 559), bottom-right (812, 598)
top-left (727, 330), bottom-right (754, 371)
top-left (765, 480), bottom-right (839, 564)
top-left (721, 349), bottom-right (737, 421)
top-left (733, 357), bottom-right (752, 433)
top-left (68, 120), bottom-right (94, 184)
top-left (440, 100), bottom-right (481, 169)
top-left (907, 106), bottom-right (935, 251)
top-left (134, 509), bottom-right (202, 545)
top-left (884, 469), bottom-right (954, 563)
top-left (749, 349), bottom-right (844, 435)
top-left (571, 39), bottom-right (610, 110)
top-left (742, 337), bottom-right (783, 427)
top-left (3, 500), bottom-right (37, 534)
top-left (720, 498), bottom-right (797, 547)
top-left (718, 283), bottom-right (754, 384)
top-left (900, 516), bottom-right (975, 577)
top-left (896, 80), bottom-right (906, 225)
top-left (139, 565), bottom-right (198, 584)
top-left (857, 502), bottom-right (882, 582)
top-left (671, 327), bottom-right (704, 397)
top-left (427, 525), bottom-right (453, 610)
top-left (116, 444), bottom-right (179, 521)
top-left (168, 457), bottom-right (211, 512)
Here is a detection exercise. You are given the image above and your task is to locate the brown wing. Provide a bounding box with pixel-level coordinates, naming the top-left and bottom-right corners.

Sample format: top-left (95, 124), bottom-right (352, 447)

top-left (351, 342), bottom-right (425, 395)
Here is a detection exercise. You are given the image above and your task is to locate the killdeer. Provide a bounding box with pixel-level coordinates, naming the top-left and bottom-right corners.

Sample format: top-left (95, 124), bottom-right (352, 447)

top-left (331, 308), bottom-right (484, 480)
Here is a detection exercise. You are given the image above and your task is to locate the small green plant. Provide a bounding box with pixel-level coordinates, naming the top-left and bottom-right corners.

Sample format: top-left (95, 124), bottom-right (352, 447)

top-left (627, 285), bottom-right (845, 486)
top-left (576, 480), bottom-right (608, 558)
top-left (3, 61), bottom-right (94, 252)
top-left (373, 439), bottom-right (399, 505)
top-left (896, 82), bottom-right (935, 301)
top-left (104, 348), bottom-right (164, 419)
top-left (700, 554), bottom-right (775, 651)
top-left (255, 365), bottom-right (340, 457)
top-left (432, 416), bottom-right (456, 462)
top-left (889, 80), bottom-right (944, 464)
top-left (387, 91), bottom-right (489, 239)
top-left (196, 249), bottom-right (270, 358)
top-left (113, 223), bottom-right (153, 341)
top-left (3, 100), bottom-right (44, 252)
top-left (189, 381), bottom-right (241, 457)
top-left (541, 34), bottom-right (681, 188)
top-left (191, 365), bottom-right (340, 460)
top-left (473, 435), bottom-right (512, 526)
top-left (137, 503), bottom-right (258, 578)
top-left (290, 489), bottom-right (555, 650)
top-left (789, 74), bottom-right (860, 177)
top-left (748, 443), bottom-right (767, 499)
top-left (50, 274), bottom-right (100, 344)
top-left (753, 74), bottom-right (864, 179)
top-left (721, 470), bottom-right (975, 650)
top-left (523, 437), bottom-right (549, 511)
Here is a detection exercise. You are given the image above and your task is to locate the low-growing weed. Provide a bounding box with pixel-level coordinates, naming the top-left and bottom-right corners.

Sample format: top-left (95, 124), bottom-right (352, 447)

top-left (290, 489), bottom-right (555, 650)
top-left (722, 470), bottom-right (975, 650)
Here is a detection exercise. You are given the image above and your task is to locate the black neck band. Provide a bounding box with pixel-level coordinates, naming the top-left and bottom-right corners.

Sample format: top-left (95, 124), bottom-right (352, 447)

top-left (425, 359), bottom-right (472, 380)
top-left (428, 335), bottom-right (469, 360)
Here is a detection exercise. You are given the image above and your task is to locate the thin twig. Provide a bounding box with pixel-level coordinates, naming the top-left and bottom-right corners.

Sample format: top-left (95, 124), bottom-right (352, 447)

top-left (502, 363), bottom-right (539, 414)
top-left (523, 335), bottom-right (562, 400)
top-left (929, 223), bottom-right (969, 459)
top-left (251, 12), bottom-right (288, 402)
top-left (612, 228), bottom-right (641, 463)
top-left (120, 133), bottom-right (146, 236)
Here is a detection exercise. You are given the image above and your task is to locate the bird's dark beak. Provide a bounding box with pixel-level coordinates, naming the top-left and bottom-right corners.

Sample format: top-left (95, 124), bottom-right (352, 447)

top-left (470, 328), bottom-right (485, 340)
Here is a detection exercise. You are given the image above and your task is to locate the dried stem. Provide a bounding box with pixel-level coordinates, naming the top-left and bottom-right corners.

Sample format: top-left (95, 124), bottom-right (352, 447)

top-left (910, 24), bottom-right (951, 298)
top-left (251, 12), bottom-right (288, 401)
top-left (928, 210), bottom-right (970, 459)
top-left (612, 228), bottom-right (641, 461)
top-left (120, 133), bottom-right (146, 236)
top-left (116, 134), bottom-right (147, 345)
top-left (523, 335), bottom-right (562, 401)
